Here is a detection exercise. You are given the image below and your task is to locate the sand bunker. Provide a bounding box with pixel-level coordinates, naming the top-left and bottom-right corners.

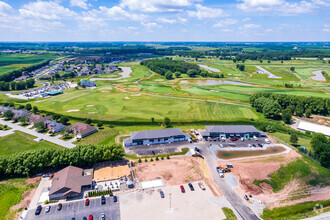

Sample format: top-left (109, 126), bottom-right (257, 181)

top-left (87, 105), bottom-right (94, 107)
top-left (101, 90), bottom-right (110, 93)
top-left (124, 97), bottom-right (131, 99)
top-left (88, 112), bottom-right (95, 114)
top-left (310, 70), bottom-right (326, 81)
top-left (131, 94), bottom-right (141, 96)
top-left (94, 165), bottom-right (131, 182)
top-left (66, 109), bottom-right (80, 112)
top-left (199, 64), bottom-right (221, 72)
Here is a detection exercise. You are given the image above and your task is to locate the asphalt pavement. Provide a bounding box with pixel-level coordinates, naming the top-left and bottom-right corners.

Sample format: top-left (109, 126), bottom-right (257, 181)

top-left (25, 196), bottom-right (120, 220)
top-left (200, 142), bottom-right (260, 220)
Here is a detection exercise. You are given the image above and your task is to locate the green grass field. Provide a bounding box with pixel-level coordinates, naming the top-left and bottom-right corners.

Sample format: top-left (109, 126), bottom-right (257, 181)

top-left (222, 207), bottom-right (237, 220)
top-left (295, 67), bottom-right (330, 81)
top-left (0, 131), bottom-right (63, 156)
top-left (32, 87), bottom-right (260, 122)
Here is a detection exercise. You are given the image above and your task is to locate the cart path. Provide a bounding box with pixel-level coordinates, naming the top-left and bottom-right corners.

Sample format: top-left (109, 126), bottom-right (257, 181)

top-left (90, 67), bottom-right (132, 81)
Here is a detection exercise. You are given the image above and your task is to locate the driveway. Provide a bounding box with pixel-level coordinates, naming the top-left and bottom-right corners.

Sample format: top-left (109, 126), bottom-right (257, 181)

top-left (200, 142), bottom-right (260, 220)
top-left (0, 119), bottom-right (75, 148)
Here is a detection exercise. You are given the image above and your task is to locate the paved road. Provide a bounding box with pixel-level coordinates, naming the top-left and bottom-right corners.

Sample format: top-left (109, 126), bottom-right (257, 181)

top-left (90, 66), bottom-right (132, 81)
top-left (25, 196), bottom-right (120, 220)
top-left (200, 143), bottom-right (260, 220)
top-left (0, 119), bottom-right (75, 148)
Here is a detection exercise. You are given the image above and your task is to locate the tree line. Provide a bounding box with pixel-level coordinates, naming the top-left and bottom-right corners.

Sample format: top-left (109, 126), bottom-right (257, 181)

top-left (0, 78), bottom-right (35, 91)
top-left (0, 144), bottom-right (125, 178)
top-left (141, 58), bottom-right (224, 79)
top-left (250, 92), bottom-right (329, 121)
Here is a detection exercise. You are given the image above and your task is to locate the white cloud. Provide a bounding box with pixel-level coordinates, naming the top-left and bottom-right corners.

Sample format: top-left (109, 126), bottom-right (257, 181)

top-left (98, 6), bottom-right (146, 21)
top-left (237, 0), bottom-right (323, 14)
top-left (19, 1), bottom-right (76, 20)
top-left (187, 4), bottom-right (228, 19)
top-left (157, 18), bottom-right (177, 24)
top-left (156, 17), bottom-right (187, 24)
top-left (120, 0), bottom-right (201, 12)
top-left (239, 23), bottom-right (261, 29)
top-left (142, 22), bottom-right (162, 29)
top-left (0, 1), bottom-right (12, 16)
top-left (70, 0), bottom-right (89, 10)
top-left (213, 19), bottom-right (238, 27)
top-left (324, 24), bottom-right (330, 32)
top-left (242, 17), bottom-right (251, 22)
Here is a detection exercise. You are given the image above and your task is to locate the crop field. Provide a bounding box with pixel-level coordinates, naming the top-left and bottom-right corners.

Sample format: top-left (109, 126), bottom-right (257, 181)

top-left (32, 87), bottom-right (260, 122)
top-left (0, 54), bottom-right (53, 74)
top-left (216, 146), bottom-right (286, 159)
top-left (0, 131), bottom-right (63, 156)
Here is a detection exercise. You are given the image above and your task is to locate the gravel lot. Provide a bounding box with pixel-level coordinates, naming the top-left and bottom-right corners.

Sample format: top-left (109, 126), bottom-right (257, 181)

top-left (120, 182), bottom-right (226, 220)
top-left (124, 141), bottom-right (190, 156)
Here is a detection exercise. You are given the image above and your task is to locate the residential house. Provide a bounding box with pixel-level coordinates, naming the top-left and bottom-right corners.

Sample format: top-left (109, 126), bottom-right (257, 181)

top-left (67, 122), bottom-right (98, 138)
top-left (0, 106), bottom-right (30, 120)
top-left (28, 114), bottom-right (51, 126)
top-left (44, 120), bottom-right (66, 133)
top-left (49, 166), bottom-right (92, 200)
top-left (80, 80), bottom-right (96, 88)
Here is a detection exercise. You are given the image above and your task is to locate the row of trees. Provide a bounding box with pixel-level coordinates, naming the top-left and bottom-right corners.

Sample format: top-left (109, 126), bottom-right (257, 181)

top-left (0, 144), bottom-right (125, 177)
top-left (310, 133), bottom-right (330, 168)
top-left (0, 59), bottom-right (50, 82)
top-left (0, 78), bottom-right (35, 91)
top-left (250, 93), bottom-right (329, 120)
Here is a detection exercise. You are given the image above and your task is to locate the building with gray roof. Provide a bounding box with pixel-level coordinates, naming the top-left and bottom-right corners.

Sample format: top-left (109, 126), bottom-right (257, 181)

top-left (201, 125), bottom-right (265, 138)
top-left (123, 128), bottom-right (190, 146)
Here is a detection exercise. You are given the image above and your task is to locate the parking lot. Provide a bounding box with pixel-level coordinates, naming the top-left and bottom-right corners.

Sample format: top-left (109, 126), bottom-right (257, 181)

top-left (124, 141), bottom-right (191, 156)
top-left (120, 181), bottom-right (226, 220)
top-left (205, 137), bottom-right (270, 148)
top-left (25, 196), bottom-right (120, 220)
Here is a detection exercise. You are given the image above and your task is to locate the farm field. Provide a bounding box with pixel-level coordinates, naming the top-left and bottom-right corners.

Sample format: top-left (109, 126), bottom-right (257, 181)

top-left (0, 130), bottom-right (64, 156)
top-left (216, 146), bottom-right (286, 159)
top-left (0, 54), bottom-right (53, 74)
top-left (32, 87), bottom-right (260, 122)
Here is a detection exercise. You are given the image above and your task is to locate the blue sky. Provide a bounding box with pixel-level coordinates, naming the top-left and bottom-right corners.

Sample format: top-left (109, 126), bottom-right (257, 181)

top-left (0, 0), bottom-right (329, 41)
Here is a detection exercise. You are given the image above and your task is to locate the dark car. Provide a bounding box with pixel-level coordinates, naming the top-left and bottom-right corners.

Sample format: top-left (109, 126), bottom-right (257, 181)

top-left (57, 203), bottom-right (62, 211)
top-left (71, 218), bottom-right (75, 220)
top-left (180, 185), bottom-right (185, 193)
top-left (89, 215), bottom-right (93, 220)
top-left (85, 198), bottom-right (90, 206)
top-left (152, 151), bottom-right (155, 155)
top-left (35, 205), bottom-right (42, 215)
top-left (258, 143), bottom-right (263, 147)
top-left (188, 183), bottom-right (195, 191)
top-left (252, 144), bottom-right (256, 147)
top-left (83, 217), bottom-right (87, 220)
top-left (160, 190), bottom-right (165, 198)
top-left (244, 194), bottom-right (249, 200)
top-left (101, 195), bottom-right (106, 205)
top-left (113, 195), bottom-right (118, 203)
top-left (109, 192), bottom-right (113, 197)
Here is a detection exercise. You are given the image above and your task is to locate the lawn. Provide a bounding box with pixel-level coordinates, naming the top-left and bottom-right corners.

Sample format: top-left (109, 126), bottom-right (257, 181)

top-left (74, 127), bottom-right (118, 145)
top-left (222, 207), bottom-right (237, 220)
top-left (216, 146), bottom-right (286, 159)
top-left (141, 84), bottom-right (183, 94)
top-left (0, 130), bottom-right (64, 156)
top-left (0, 178), bottom-right (36, 220)
top-left (32, 88), bottom-right (260, 122)
top-left (271, 132), bottom-right (312, 151)
top-left (295, 67), bottom-right (330, 81)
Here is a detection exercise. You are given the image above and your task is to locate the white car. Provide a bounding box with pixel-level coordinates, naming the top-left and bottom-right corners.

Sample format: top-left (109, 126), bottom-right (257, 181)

top-left (45, 205), bottom-right (50, 213)
top-left (248, 144), bottom-right (251, 147)
top-left (101, 213), bottom-right (106, 220)
top-left (241, 137), bottom-right (244, 141)
top-left (253, 136), bottom-right (258, 141)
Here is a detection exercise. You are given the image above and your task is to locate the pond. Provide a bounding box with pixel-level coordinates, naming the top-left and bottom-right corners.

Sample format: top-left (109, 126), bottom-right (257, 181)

top-left (180, 79), bottom-right (252, 86)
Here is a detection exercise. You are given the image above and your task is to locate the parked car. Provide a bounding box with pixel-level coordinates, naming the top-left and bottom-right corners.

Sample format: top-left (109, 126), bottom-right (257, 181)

top-left (253, 136), bottom-right (258, 141)
top-left (265, 138), bottom-right (270, 144)
top-left (35, 205), bottom-right (42, 215)
top-left (244, 194), bottom-right (249, 200)
top-left (180, 185), bottom-right (185, 193)
top-left (258, 143), bottom-right (263, 147)
top-left (89, 214), bottom-right (93, 220)
top-left (226, 164), bottom-right (233, 168)
top-left (194, 147), bottom-right (200, 152)
top-left (57, 203), bottom-right (62, 211)
top-left (221, 137), bottom-right (226, 142)
top-left (101, 213), bottom-right (105, 220)
top-left (109, 192), bottom-right (113, 197)
top-left (252, 144), bottom-right (256, 147)
top-left (71, 218), bottom-right (75, 220)
top-left (241, 137), bottom-right (244, 141)
top-left (160, 190), bottom-right (165, 198)
top-left (113, 195), bottom-right (118, 203)
top-left (152, 150), bottom-right (155, 155)
top-left (188, 183), bottom-right (195, 191)
top-left (83, 217), bottom-right (87, 220)
top-left (85, 198), bottom-right (90, 206)
top-left (248, 144), bottom-right (251, 147)
top-left (45, 205), bottom-right (50, 213)
top-left (247, 136), bottom-right (250, 140)
top-left (101, 195), bottom-right (106, 205)
top-left (198, 181), bottom-right (206, 190)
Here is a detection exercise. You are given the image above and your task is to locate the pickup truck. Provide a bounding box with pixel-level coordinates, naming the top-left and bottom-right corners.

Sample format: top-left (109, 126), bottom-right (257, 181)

top-left (216, 167), bottom-right (224, 178)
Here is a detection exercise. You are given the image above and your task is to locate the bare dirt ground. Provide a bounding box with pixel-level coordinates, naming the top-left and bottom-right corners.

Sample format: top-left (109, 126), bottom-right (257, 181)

top-left (298, 115), bottom-right (330, 126)
top-left (135, 157), bottom-right (222, 196)
top-left (12, 177), bottom-right (41, 220)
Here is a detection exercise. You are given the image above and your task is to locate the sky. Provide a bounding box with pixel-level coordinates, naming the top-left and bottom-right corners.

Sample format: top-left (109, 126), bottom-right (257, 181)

top-left (0, 0), bottom-right (329, 42)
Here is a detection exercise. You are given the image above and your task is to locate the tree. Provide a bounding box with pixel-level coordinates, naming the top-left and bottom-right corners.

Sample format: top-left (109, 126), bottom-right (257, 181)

top-left (97, 122), bottom-right (103, 127)
top-left (32, 106), bottom-right (38, 114)
top-left (305, 109), bottom-right (312, 118)
top-left (138, 158), bottom-right (142, 163)
top-left (86, 118), bottom-right (93, 124)
top-left (262, 101), bottom-right (281, 119)
top-left (25, 104), bottom-right (32, 111)
top-left (290, 67), bottom-right (295, 72)
top-left (164, 117), bottom-right (171, 128)
top-left (18, 105), bottom-right (25, 110)
top-left (3, 110), bottom-right (14, 120)
top-left (187, 69), bottom-right (198, 77)
top-left (295, 105), bottom-right (304, 117)
top-left (165, 71), bottom-right (173, 80)
top-left (151, 117), bottom-right (155, 123)
top-left (290, 133), bottom-right (298, 145)
top-left (52, 114), bottom-right (61, 121)
top-left (35, 121), bottom-right (45, 131)
top-left (26, 79), bottom-right (35, 88)
top-left (59, 116), bottom-right (69, 125)
top-left (174, 71), bottom-right (181, 78)
top-left (282, 109), bottom-right (292, 124)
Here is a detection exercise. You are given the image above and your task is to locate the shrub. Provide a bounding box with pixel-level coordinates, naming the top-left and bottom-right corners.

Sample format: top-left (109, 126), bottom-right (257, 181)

top-left (156, 156), bottom-right (159, 161)
top-left (145, 158), bottom-right (148, 162)
top-left (161, 157), bottom-right (164, 160)
top-left (150, 158), bottom-right (154, 162)
top-left (167, 155), bottom-right (170, 159)
top-left (138, 158), bottom-right (142, 163)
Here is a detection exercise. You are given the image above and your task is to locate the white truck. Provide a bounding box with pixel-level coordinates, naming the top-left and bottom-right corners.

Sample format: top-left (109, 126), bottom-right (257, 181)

top-left (265, 138), bottom-right (270, 144)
